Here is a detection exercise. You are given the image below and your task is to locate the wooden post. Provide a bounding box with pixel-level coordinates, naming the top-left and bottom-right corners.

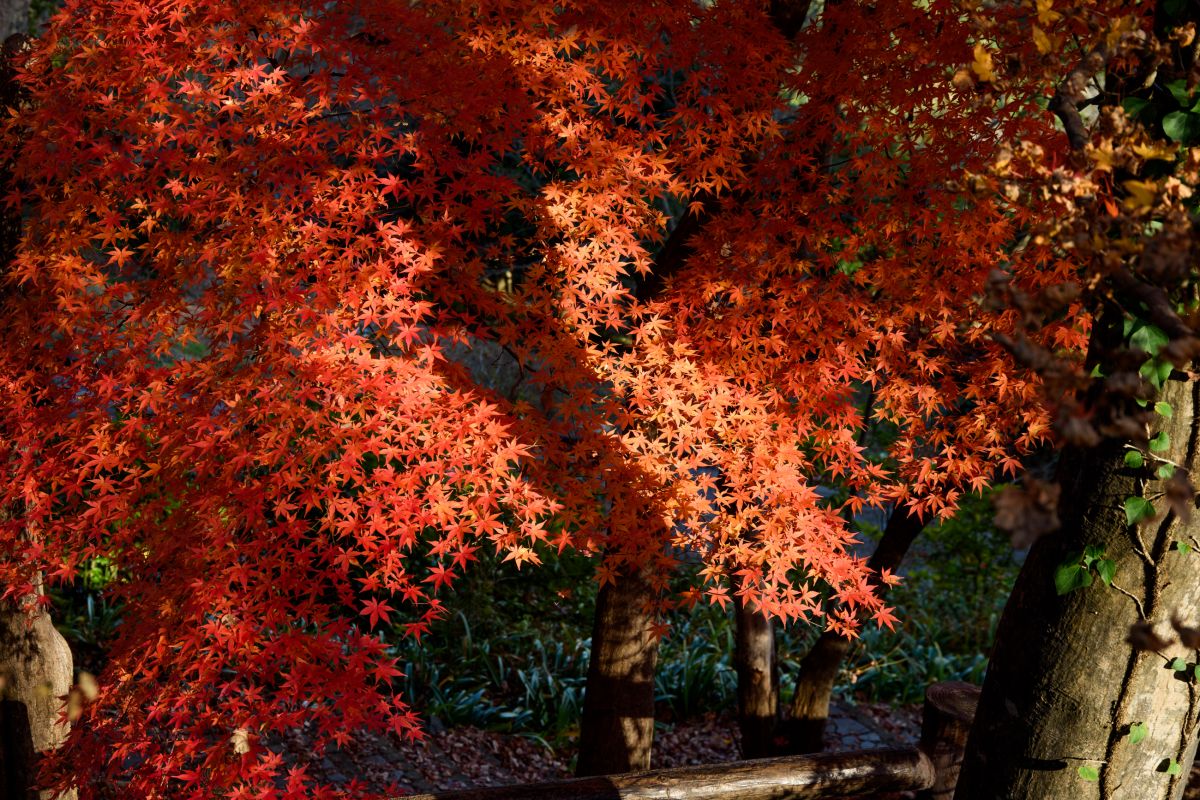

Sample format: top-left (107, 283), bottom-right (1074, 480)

top-left (917, 681), bottom-right (980, 800)
top-left (403, 747), bottom-right (935, 800)
top-left (391, 681), bottom-right (981, 800)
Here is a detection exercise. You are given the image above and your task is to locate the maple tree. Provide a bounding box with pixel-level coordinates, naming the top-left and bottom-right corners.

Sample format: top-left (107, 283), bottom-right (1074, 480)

top-left (1, 0), bottom-right (1190, 797)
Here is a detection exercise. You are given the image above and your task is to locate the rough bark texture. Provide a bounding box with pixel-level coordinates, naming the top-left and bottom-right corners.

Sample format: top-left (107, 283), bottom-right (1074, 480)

top-left (734, 595), bottom-right (779, 759)
top-left (577, 565), bottom-right (659, 776)
top-left (783, 628), bottom-right (850, 755)
top-left (785, 509), bottom-right (924, 753)
top-left (957, 374), bottom-right (1200, 799)
top-left (409, 747), bottom-right (935, 800)
top-left (0, 603), bottom-right (74, 800)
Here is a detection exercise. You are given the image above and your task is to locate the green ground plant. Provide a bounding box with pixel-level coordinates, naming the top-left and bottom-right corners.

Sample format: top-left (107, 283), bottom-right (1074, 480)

top-left (49, 493), bottom-right (1018, 745)
top-left (826, 491), bottom-right (1022, 705)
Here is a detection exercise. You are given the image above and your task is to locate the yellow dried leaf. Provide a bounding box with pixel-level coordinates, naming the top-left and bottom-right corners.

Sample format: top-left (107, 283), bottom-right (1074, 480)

top-left (1132, 142), bottom-right (1178, 161)
top-left (230, 727), bottom-right (251, 755)
top-left (951, 68), bottom-right (974, 91)
top-left (1107, 15), bottom-right (1139, 51)
top-left (994, 146), bottom-right (1014, 172)
top-left (1122, 179), bottom-right (1158, 209)
top-left (78, 671), bottom-right (99, 701)
top-left (1036, 0), bottom-right (1062, 26)
top-left (1088, 142), bottom-right (1115, 171)
top-left (1173, 23), bottom-right (1196, 48)
top-left (66, 689), bottom-right (83, 722)
top-left (972, 44), bottom-right (995, 83)
top-left (1033, 26), bottom-right (1052, 54)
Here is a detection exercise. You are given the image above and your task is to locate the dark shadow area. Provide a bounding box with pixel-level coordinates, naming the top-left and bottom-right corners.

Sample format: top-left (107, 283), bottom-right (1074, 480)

top-left (1, 697), bottom-right (36, 800)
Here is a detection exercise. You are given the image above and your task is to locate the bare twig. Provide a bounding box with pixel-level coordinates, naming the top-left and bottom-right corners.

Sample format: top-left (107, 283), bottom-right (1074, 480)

top-left (1109, 579), bottom-right (1148, 620)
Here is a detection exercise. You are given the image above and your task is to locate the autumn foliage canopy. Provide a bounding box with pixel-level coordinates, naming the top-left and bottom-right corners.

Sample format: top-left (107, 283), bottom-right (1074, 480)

top-left (0, 0), bottom-right (1180, 796)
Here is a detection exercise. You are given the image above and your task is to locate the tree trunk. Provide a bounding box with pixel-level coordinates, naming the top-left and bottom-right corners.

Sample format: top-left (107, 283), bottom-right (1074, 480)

top-left (734, 594), bottom-right (779, 759)
top-left (0, 0), bottom-right (26, 40)
top-left (957, 373), bottom-right (1200, 799)
top-left (0, 601), bottom-right (74, 800)
top-left (577, 563), bottom-right (659, 776)
top-left (784, 509), bottom-right (924, 753)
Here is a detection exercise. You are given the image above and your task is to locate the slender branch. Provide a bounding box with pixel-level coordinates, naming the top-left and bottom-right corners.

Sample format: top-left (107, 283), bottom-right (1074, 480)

top-left (1048, 47), bottom-right (1107, 150)
top-left (1110, 267), bottom-right (1196, 344)
top-left (768, 0), bottom-right (817, 40)
top-left (1108, 579), bottom-right (1148, 620)
top-left (633, 192), bottom-right (713, 303)
top-left (633, 0), bottom-right (824, 304)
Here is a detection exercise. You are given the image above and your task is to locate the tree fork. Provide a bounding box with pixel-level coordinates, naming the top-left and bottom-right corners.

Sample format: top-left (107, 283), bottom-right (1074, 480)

top-left (784, 508), bottom-right (924, 753)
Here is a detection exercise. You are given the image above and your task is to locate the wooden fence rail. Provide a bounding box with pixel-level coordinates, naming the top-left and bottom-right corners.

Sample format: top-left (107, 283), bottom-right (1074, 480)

top-left (405, 682), bottom-right (979, 800)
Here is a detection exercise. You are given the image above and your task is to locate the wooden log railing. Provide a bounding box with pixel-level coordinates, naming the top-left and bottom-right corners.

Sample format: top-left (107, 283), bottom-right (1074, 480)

top-left (404, 682), bottom-right (980, 800)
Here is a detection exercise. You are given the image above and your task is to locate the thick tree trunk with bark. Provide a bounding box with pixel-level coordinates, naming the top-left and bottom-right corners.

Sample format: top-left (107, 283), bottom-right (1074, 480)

top-left (957, 373), bottom-right (1200, 799)
top-left (0, 601), bottom-right (74, 800)
top-left (577, 564), bottom-right (659, 776)
top-left (785, 509), bottom-right (924, 753)
top-left (784, 627), bottom-right (850, 754)
top-left (734, 595), bottom-right (779, 758)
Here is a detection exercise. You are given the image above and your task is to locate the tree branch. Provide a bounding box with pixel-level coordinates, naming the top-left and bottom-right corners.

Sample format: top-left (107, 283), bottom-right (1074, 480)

top-left (633, 0), bottom-right (822, 304)
top-left (1048, 47), bottom-right (1107, 151)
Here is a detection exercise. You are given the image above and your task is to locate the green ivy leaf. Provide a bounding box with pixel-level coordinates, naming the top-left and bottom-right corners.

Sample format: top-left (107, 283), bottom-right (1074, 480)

top-left (1171, 657), bottom-right (1188, 672)
top-left (1078, 764), bottom-right (1100, 781)
top-left (1142, 358), bottom-right (1175, 390)
top-left (1150, 432), bottom-right (1171, 453)
top-left (1125, 450), bottom-right (1145, 469)
top-left (1123, 97), bottom-right (1150, 119)
top-left (1168, 758), bottom-right (1182, 776)
top-left (1158, 464), bottom-right (1176, 480)
top-left (1169, 79), bottom-right (1193, 107)
top-left (1156, 401), bottom-right (1174, 418)
top-left (1130, 323), bottom-right (1169, 355)
top-left (1129, 722), bottom-right (1148, 744)
top-left (1163, 111), bottom-right (1200, 143)
top-left (1125, 497), bottom-right (1156, 526)
top-left (1055, 563), bottom-right (1093, 595)
top-left (1096, 559), bottom-right (1116, 586)
top-left (1178, 541), bottom-right (1193, 554)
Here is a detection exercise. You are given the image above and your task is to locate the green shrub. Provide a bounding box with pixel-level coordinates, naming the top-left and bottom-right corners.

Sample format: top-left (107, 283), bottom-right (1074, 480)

top-left (831, 489), bottom-right (1020, 704)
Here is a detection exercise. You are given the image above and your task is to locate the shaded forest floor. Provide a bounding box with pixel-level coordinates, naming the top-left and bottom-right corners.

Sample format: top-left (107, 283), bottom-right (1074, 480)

top-left (278, 701), bottom-right (923, 795)
top-left (277, 702), bottom-right (1200, 798)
